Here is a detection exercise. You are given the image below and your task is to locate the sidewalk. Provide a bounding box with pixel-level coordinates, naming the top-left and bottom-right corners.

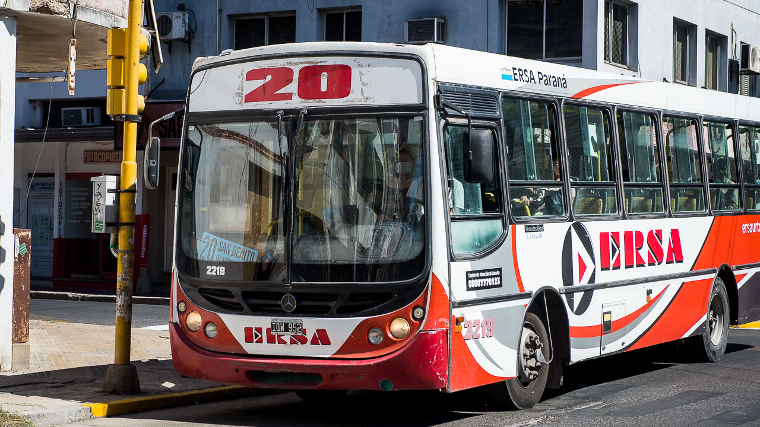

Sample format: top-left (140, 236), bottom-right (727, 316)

top-left (0, 317), bottom-right (265, 426)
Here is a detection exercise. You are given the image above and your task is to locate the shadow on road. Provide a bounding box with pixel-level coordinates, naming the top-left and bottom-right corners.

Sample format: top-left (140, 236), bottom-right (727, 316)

top-left (113, 333), bottom-right (758, 426)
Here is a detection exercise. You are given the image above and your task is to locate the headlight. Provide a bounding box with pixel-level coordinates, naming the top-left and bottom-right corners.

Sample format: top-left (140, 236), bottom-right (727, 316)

top-left (177, 300), bottom-right (187, 314)
top-left (185, 311), bottom-right (202, 332)
top-left (412, 306), bottom-right (425, 321)
top-left (204, 322), bottom-right (218, 339)
top-left (389, 317), bottom-right (410, 339)
top-left (368, 327), bottom-right (384, 345)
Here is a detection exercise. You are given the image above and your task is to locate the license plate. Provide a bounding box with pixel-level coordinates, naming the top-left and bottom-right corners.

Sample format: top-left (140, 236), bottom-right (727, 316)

top-left (270, 318), bottom-right (303, 335)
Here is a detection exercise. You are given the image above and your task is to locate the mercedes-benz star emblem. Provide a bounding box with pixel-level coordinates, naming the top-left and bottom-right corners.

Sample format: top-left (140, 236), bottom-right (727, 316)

top-left (281, 294), bottom-right (297, 313)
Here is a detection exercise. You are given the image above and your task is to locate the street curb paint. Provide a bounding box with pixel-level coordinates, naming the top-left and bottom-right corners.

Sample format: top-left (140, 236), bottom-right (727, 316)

top-left (733, 321), bottom-right (760, 329)
top-left (82, 385), bottom-right (276, 417)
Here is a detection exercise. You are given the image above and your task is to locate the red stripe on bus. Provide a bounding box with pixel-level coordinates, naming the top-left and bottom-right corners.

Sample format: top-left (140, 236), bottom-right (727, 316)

top-left (512, 225), bottom-right (526, 293)
top-left (569, 287), bottom-right (668, 338)
top-left (571, 82), bottom-right (643, 99)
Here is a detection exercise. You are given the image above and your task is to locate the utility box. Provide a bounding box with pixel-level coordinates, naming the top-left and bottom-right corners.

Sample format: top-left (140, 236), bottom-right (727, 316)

top-left (91, 175), bottom-right (120, 233)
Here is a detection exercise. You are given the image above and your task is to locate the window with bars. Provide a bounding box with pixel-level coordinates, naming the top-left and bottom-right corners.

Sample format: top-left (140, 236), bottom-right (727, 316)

top-left (324, 9), bottom-right (361, 41)
top-left (234, 14), bottom-right (296, 50)
top-left (604, 1), bottom-right (628, 66)
top-left (507, 0), bottom-right (582, 61)
top-left (673, 22), bottom-right (692, 84)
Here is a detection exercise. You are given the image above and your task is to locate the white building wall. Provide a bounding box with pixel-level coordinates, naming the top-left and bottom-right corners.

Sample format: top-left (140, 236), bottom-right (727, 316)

top-left (0, 15), bottom-right (17, 370)
top-left (595, 0), bottom-right (760, 88)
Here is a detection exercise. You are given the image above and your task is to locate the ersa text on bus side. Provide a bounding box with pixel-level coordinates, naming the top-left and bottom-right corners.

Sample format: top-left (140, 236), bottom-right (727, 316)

top-left (511, 67), bottom-right (568, 89)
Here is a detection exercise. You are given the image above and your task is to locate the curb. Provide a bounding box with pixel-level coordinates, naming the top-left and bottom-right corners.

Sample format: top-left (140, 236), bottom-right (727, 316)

top-left (31, 290), bottom-right (170, 306)
top-left (82, 386), bottom-right (275, 418)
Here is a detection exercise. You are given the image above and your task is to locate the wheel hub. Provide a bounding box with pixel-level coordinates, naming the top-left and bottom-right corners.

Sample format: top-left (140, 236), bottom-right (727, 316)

top-left (708, 294), bottom-right (725, 346)
top-left (518, 326), bottom-right (544, 386)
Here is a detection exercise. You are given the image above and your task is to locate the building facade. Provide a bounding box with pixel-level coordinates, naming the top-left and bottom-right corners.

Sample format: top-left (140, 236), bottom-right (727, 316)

top-left (13, 0), bottom-right (760, 294)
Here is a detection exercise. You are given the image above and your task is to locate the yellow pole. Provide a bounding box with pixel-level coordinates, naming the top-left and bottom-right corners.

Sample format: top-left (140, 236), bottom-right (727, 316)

top-left (115, 0), bottom-right (142, 366)
top-left (102, 0), bottom-right (142, 394)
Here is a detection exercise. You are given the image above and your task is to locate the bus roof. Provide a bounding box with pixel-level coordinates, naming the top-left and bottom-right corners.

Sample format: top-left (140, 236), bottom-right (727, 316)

top-left (191, 42), bottom-right (760, 123)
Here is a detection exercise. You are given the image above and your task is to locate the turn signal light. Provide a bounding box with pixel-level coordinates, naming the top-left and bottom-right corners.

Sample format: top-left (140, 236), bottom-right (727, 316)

top-left (454, 316), bottom-right (464, 333)
top-left (185, 311), bottom-right (202, 332)
top-left (389, 317), bottom-right (410, 339)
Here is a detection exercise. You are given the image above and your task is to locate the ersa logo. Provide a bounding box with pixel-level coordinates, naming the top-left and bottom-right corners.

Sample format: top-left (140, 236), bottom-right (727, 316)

top-left (600, 229), bottom-right (684, 270)
top-left (561, 224), bottom-right (685, 315)
top-left (561, 223), bottom-right (596, 315)
top-left (244, 327), bottom-right (331, 346)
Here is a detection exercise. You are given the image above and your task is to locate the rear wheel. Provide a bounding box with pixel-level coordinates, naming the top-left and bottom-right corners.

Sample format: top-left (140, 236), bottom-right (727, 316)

top-left (686, 277), bottom-right (729, 362)
top-left (488, 311), bottom-right (550, 409)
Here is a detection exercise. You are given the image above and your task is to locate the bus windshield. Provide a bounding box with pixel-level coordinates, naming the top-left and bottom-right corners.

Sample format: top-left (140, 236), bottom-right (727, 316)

top-left (177, 116), bottom-right (426, 283)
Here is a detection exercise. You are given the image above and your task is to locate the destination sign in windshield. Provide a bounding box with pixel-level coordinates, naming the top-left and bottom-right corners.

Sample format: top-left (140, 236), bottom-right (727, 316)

top-left (188, 56), bottom-right (423, 112)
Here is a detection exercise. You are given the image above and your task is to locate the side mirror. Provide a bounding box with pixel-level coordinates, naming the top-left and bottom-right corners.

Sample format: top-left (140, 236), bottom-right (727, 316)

top-left (143, 107), bottom-right (184, 190)
top-left (144, 136), bottom-right (161, 189)
top-left (464, 128), bottom-right (495, 183)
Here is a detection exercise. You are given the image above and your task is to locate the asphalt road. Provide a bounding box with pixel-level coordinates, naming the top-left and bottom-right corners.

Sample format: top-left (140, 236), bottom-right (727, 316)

top-left (31, 298), bottom-right (169, 329)
top-left (66, 327), bottom-right (760, 427)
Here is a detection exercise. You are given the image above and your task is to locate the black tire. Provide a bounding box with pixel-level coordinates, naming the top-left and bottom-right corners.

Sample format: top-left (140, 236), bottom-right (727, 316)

top-left (487, 311), bottom-right (550, 409)
top-left (686, 277), bottom-right (729, 362)
top-left (295, 389), bottom-right (348, 402)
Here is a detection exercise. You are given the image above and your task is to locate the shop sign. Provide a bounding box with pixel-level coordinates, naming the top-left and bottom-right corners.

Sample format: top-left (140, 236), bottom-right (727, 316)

top-left (84, 150), bottom-right (121, 163)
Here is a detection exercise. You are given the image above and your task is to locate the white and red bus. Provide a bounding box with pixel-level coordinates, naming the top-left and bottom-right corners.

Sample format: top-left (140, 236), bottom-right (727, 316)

top-left (149, 42), bottom-right (760, 408)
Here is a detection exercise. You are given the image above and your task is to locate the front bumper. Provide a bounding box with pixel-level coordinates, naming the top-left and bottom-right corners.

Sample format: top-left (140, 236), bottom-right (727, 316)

top-left (170, 322), bottom-right (449, 391)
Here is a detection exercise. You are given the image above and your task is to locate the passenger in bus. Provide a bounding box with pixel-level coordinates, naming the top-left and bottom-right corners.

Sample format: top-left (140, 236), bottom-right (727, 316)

top-left (712, 159), bottom-right (738, 210)
top-left (513, 159), bottom-right (564, 216)
top-left (382, 144), bottom-right (424, 222)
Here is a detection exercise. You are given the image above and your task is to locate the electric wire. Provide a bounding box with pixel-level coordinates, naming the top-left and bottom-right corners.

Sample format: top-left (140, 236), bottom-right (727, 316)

top-left (20, 79), bottom-right (54, 220)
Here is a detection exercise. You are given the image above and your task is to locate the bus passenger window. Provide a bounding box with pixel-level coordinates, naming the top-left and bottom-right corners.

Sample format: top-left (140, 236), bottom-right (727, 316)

top-left (444, 125), bottom-right (503, 255)
top-left (617, 111), bottom-right (665, 214)
top-left (502, 97), bottom-right (565, 219)
top-left (563, 104), bottom-right (617, 216)
top-left (663, 116), bottom-right (705, 213)
top-left (739, 125), bottom-right (760, 210)
top-left (703, 121), bottom-right (739, 212)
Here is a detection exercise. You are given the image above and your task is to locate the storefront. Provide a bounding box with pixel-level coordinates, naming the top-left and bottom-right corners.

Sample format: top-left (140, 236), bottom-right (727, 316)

top-left (15, 100), bottom-right (184, 293)
top-left (15, 127), bottom-right (121, 289)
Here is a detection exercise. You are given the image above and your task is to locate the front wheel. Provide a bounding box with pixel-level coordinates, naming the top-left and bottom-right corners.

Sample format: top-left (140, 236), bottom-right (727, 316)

top-left (487, 311), bottom-right (550, 409)
top-left (686, 277), bottom-right (729, 362)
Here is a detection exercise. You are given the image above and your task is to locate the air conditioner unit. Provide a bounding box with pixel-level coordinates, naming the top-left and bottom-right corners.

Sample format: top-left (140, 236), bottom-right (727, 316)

top-left (404, 18), bottom-right (445, 44)
top-left (156, 11), bottom-right (188, 41)
top-left (740, 43), bottom-right (760, 74)
top-left (61, 107), bottom-right (101, 127)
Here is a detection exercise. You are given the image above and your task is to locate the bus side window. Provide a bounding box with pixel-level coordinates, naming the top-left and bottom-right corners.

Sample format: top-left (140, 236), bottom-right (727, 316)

top-left (502, 96), bottom-right (565, 219)
top-left (739, 125), bottom-right (760, 210)
top-left (563, 104), bottom-right (617, 216)
top-left (663, 116), bottom-right (706, 213)
top-left (617, 111), bottom-right (665, 214)
top-left (703, 121), bottom-right (739, 212)
top-left (443, 124), bottom-right (503, 255)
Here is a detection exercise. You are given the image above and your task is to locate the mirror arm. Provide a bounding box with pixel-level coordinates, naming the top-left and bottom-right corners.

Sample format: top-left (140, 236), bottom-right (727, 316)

top-left (148, 107), bottom-right (185, 143)
top-left (437, 95), bottom-right (472, 155)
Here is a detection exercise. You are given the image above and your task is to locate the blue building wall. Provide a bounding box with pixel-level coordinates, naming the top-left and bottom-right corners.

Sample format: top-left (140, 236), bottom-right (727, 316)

top-left (149, 0), bottom-right (505, 96)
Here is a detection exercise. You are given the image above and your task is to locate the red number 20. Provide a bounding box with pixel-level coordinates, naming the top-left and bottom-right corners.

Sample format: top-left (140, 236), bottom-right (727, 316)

top-left (244, 65), bottom-right (351, 103)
